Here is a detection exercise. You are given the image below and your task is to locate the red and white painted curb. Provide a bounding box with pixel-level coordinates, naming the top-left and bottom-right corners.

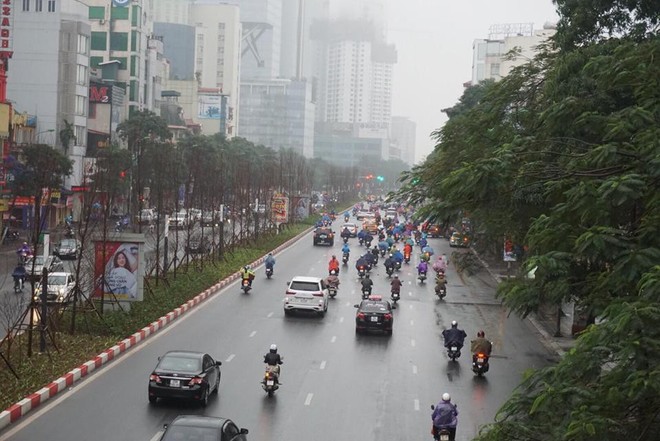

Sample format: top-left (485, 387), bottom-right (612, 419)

top-left (0, 226), bottom-right (314, 431)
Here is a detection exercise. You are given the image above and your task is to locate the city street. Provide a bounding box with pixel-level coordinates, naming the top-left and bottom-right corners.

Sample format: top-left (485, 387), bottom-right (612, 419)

top-left (0, 219), bottom-right (557, 441)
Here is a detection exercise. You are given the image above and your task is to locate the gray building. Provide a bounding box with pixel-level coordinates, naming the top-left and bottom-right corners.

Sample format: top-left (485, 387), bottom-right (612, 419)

top-left (391, 116), bottom-right (416, 165)
top-left (154, 22), bottom-right (196, 81)
top-left (235, 0), bottom-right (282, 80)
top-left (8, 0), bottom-right (90, 189)
top-left (313, 122), bottom-right (386, 167)
top-left (239, 78), bottom-right (314, 157)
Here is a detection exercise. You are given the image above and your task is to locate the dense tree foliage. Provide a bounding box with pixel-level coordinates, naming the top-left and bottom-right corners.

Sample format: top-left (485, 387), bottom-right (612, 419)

top-left (396, 1), bottom-right (660, 439)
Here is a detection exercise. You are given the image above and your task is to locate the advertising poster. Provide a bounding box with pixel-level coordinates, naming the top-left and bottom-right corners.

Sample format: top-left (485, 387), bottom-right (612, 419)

top-left (292, 196), bottom-right (310, 220)
top-left (93, 241), bottom-right (143, 301)
top-left (271, 194), bottom-right (289, 224)
top-left (198, 95), bottom-right (223, 120)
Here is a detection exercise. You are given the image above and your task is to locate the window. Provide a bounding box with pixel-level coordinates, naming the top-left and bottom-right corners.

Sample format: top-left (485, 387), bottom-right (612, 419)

top-left (76, 65), bottom-right (87, 85)
top-left (110, 32), bottom-right (128, 51)
top-left (22, 0), bottom-right (29, 11)
top-left (111, 57), bottom-right (127, 70)
top-left (90, 56), bottom-right (104, 68)
top-left (88, 6), bottom-right (104, 19)
top-left (490, 63), bottom-right (500, 77)
top-left (111, 6), bottom-right (129, 20)
top-left (74, 125), bottom-right (86, 146)
top-left (48, 0), bottom-right (55, 12)
top-left (131, 5), bottom-right (140, 26)
top-left (35, 0), bottom-right (43, 12)
top-left (77, 35), bottom-right (88, 54)
top-left (75, 96), bottom-right (86, 116)
top-left (130, 31), bottom-right (139, 52)
top-left (91, 32), bottom-right (107, 51)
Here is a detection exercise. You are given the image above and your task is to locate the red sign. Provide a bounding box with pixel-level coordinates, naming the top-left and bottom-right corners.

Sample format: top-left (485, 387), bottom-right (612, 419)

top-left (0, 0), bottom-right (13, 59)
top-left (90, 84), bottom-right (112, 103)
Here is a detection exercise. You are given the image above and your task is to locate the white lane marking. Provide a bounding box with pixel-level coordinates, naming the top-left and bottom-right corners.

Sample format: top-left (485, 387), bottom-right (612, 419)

top-left (411, 339), bottom-right (416, 347)
top-left (414, 399), bottom-right (420, 411)
top-left (412, 365), bottom-right (418, 374)
top-left (304, 393), bottom-right (314, 406)
top-left (249, 331), bottom-right (257, 337)
top-left (339, 317), bottom-right (344, 323)
top-left (408, 291), bottom-right (413, 297)
top-left (409, 304), bottom-right (413, 309)
top-left (346, 301), bottom-right (352, 307)
top-left (267, 312), bottom-right (274, 318)
top-left (408, 281), bottom-right (412, 285)
top-left (150, 431), bottom-right (165, 441)
top-left (410, 320), bottom-right (414, 326)
top-left (331, 336), bottom-right (337, 343)
top-left (320, 361), bottom-right (327, 370)
top-left (226, 354), bottom-right (235, 363)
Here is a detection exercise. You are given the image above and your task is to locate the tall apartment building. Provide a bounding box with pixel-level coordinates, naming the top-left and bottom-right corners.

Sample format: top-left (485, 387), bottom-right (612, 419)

top-left (472, 22), bottom-right (556, 84)
top-left (152, 0), bottom-right (190, 25)
top-left (237, 0), bottom-right (282, 80)
top-left (391, 116), bottom-right (416, 166)
top-left (87, 0), bottom-right (163, 115)
top-left (8, 0), bottom-right (91, 189)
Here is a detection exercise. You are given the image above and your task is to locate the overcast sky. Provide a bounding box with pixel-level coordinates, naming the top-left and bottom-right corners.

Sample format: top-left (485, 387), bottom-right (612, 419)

top-left (331, 0), bottom-right (559, 163)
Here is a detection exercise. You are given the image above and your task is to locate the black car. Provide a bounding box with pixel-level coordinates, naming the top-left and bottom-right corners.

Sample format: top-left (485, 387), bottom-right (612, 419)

top-left (148, 351), bottom-right (222, 407)
top-left (313, 228), bottom-right (334, 246)
top-left (53, 238), bottom-right (81, 259)
top-left (354, 295), bottom-right (393, 335)
top-left (185, 235), bottom-right (212, 254)
top-left (161, 415), bottom-right (248, 441)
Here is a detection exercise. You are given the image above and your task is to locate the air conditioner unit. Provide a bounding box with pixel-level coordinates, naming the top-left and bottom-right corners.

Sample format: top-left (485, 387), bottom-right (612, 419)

top-left (99, 19), bottom-right (106, 25)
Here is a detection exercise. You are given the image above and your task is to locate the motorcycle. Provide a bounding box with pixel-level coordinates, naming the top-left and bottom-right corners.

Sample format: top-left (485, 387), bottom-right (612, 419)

top-left (17, 251), bottom-right (30, 265)
top-left (390, 289), bottom-right (400, 307)
top-left (4, 230), bottom-right (20, 243)
top-left (342, 236), bottom-right (349, 244)
top-left (13, 276), bottom-right (24, 293)
top-left (430, 405), bottom-right (452, 441)
top-left (342, 253), bottom-right (350, 265)
top-left (418, 271), bottom-right (427, 283)
top-left (364, 236), bottom-right (373, 248)
top-left (265, 266), bottom-right (273, 279)
top-left (357, 266), bottom-right (366, 279)
top-left (358, 237), bottom-right (364, 246)
top-left (404, 252), bottom-right (411, 264)
top-left (328, 285), bottom-right (338, 298)
top-left (385, 266), bottom-right (394, 278)
top-left (435, 283), bottom-right (447, 299)
top-left (395, 260), bottom-right (402, 271)
top-left (241, 278), bottom-right (252, 293)
top-left (380, 248), bottom-right (387, 257)
top-left (262, 364), bottom-right (281, 397)
top-left (472, 353), bottom-right (490, 376)
top-left (65, 226), bottom-right (75, 238)
top-left (447, 344), bottom-right (461, 361)
top-left (361, 286), bottom-right (372, 299)
top-left (344, 215), bottom-right (349, 222)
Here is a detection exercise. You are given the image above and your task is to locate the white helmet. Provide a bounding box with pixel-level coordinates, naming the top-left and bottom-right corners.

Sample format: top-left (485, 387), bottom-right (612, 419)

top-left (442, 393), bottom-right (451, 402)
top-left (269, 344), bottom-right (277, 352)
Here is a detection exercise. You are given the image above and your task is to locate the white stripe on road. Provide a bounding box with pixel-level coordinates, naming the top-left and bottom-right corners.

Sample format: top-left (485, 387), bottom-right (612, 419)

top-left (267, 312), bottom-right (274, 318)
top-left (346, 301), bottom-right (352, 307)
top-left (339, 317), bottom-right (344, 323)
top-left (249, 331), bottom-right (257, 337)
top-left (408, 281), bottom-right (412, 285)
top-left (226, 354), bottom-right (235, 363)
top-left (414, 399), bottom-right (420, 411)
top-left (320, 361), bottom-right (326, 370)
top-left (150, 431), bottom-right (165, 441)
top-left (412, 365), bottom-right (418, 374)
top-left (331, 336), bottom-right (337, 343)
top-left (304, 393), bottom-right (314, 406)
top-left (408, 291), bottom-right (413, 297)
top-left (409, 304), bottom-right (413, 309)
top-left (411, 339), bottom-right (416, 347)
top-left (410, 320), bottom-right (414, 326)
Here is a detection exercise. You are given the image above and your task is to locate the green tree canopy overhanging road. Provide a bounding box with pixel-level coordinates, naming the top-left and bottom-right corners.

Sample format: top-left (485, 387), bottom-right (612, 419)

top-left (396, 0), bottom-right (660, 439)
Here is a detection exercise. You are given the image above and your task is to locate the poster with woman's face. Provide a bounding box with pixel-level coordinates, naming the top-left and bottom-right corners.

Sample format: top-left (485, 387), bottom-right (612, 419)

top-left (93, 241), bottom-right (142, 300)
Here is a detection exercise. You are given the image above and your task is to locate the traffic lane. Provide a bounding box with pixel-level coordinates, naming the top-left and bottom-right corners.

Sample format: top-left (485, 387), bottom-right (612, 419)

top-left (0, 229), bottom-right (339, 441)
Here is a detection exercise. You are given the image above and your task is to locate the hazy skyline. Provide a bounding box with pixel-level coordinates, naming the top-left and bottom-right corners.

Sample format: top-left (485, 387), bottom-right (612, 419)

top-left (332, 0), bottom-right (559, 163)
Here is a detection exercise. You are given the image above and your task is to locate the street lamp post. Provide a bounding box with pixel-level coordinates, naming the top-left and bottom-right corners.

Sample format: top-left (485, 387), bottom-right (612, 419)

top-left (35, 129), bottom-right (55, 144)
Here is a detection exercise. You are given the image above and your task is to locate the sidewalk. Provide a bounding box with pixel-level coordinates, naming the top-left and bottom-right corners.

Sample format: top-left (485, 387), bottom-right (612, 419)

top-left (469, 249), bottom-right (576, 357)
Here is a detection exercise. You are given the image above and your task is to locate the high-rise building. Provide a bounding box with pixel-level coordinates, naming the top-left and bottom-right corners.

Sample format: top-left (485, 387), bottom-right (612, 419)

top-left (391, 116), bottom-right (416, 166)
top-left (8, 0), bottom-right (91, 189)
top-left (153, 0), bottom-right (190, 25)
top-left (472, 22), bottom-right (556, 84)
top-left (235, 0), bottom-right (282, 80)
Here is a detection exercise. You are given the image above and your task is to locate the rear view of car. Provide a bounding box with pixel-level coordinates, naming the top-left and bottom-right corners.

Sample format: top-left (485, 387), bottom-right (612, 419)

top-left (284, 276), bottom-right (328, 317)
top-left (313, 228), bottom-right (334, 246)
top-left (160, 415), bottom-right (248, 441)
top-left (355, 296), bottom-right (393, 335)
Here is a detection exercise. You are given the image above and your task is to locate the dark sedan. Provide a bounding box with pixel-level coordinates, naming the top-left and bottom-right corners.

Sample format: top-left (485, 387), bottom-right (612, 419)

top-left (53, 238), bottom-right (81, 259)
top-left (161, 415), bottom-right (248, 441)
top-left (354, 295), bottom-right (393, 335)
top-left (148, 351), bottom-right (221, 407)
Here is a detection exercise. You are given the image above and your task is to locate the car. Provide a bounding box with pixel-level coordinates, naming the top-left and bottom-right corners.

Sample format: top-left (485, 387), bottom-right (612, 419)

top-left (25, 255), bottom-right (64, 280)
top-left (185, 234), bottom-right (212, 254)
top-left (354, 295), bottom-right (393, 335)
top-left (385, 209), bottom-right (397, 220)
top-left (428, 224), bottom-right (443, 238)
top-left (449, 232), bottom-right (470, 248)
top-left (188, 208), bottom-right (202, 223)
top-left (53, 238), bottom-right (81, 259)
top-left (313, 228), bottom-right (334, 246)
top-left (170, 211), bottom-right (190, 229)
top-left (356, 211), bottom-right (370, 220)
top-left (160, 415), bottom-right (248, 441)
top-left (139, 208), bottom-right (156, 225)
top-left (284, 276), bottom-right (329, 317)
top-left (341, 223), bottom-right (358, 237)
top-left (148, 350), bottom-right (222, 407)
top-left (362, 219), bottom-right (379, 234)
top-left (201, 210), bottom-right (222, 227)
top-left (34, 271), bottom-right (75, 304)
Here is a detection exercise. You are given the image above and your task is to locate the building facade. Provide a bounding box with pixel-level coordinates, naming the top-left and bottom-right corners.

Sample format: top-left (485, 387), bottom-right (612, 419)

top-left (152, 0), bottom-right (190, 25)
top-left (8, 0), bottom-right (91, 191)
top-left (235, 0), bottom-right (282, 80)
top-left (390, 116), bottom-right (416, 165)
top-left (153, 22), bottom-right (196, 81)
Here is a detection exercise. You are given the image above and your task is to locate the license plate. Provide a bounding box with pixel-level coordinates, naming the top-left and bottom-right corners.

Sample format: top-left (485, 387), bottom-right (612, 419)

top-left (320, 235), bottom-right (326, 238)
top-left (370, 316), bottom-right (378, 322)
top-left (477, 358), bottom-right (484, 363)
top-left (296, 298), bottom-right (308, 303)
top-left (440, 435), bottom-right (450, 441)
top-left (266, 380), bottom-right (274, 386)
top-left (170, 379), bottom-right (180, 388)
top-left (451, 346), bottom-right (458, 351)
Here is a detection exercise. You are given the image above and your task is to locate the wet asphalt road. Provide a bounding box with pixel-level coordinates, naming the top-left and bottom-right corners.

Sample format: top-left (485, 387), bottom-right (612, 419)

top-left (0, 218), bottom-right (556, 441)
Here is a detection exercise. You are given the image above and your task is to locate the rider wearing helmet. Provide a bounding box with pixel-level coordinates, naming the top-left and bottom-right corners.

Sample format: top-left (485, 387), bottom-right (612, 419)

top-left (470, 330), bottom-right (493, 356)
top-left (390, 274), bottom-right (402, 294)
top-left (240, 265), bottom-right (256, 286)
top-left (325, 270), bottom-right (340, 289)
top-left (265, 253), bottom-right (276, 271)
top-left (431, 392), bottom-right (459, 440)
top-left (441, 321), bottom-right (467, 351)
top-left (360, 273), bottom-right (373, 293)
top-left (328, 255), bottom-right (340, 274)
top-left (263, 344), bottom-right (284, 383)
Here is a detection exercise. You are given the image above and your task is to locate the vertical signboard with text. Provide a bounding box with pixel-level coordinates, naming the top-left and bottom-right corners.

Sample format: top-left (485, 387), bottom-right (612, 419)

top-left (271, 193), bottom-right (289, 224)
top-left (0, 0), bottom-right (14, 59)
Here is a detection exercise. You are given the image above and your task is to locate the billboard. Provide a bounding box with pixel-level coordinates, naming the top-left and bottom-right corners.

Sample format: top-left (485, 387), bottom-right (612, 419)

top-left (198, 95), bottom-right (223, 120)
top-left (93, 240), bottom-right (144, 301)
top-left (271, 193), bottom-right (289, 224)
top-left (292, 196), bottom-right (310, 221)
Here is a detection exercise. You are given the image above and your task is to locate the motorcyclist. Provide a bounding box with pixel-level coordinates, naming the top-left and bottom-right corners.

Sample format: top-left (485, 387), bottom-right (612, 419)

top-left (264, 344), bottom-right (284, 384)
top-left (403, 242), bottom-right (413, 260)
top-left (363, 232), bottom-right (373, 247)
top-left (328, 255), bottom-right (340, 275)
top-left (341, 226), bottom-right (351, 240)
top-left (240, 265), bottom-right (256, 286)
top-left (384, 254), bottom-right (396, 274)
top-left (357, 228), bottom-right (368, 245)
top-left (12, 264), bottom-right (27, 291)
top-left (364, 251), bottom-right (376, 268)
top-left (390, 275), bottom-right (402, 295)
top-left (417, 260), bottom-right (429, 276)
top-left (265, 253), bottom-right (276, 272)
top-left (355, 255), bottom-right (368, 273)
top-left (378, 240), bottom-right (389, 255)
top-left (419, 236), bottom-right (428, 249)
top-left (442, 321), bottom-right (467, 351)
top-left (432, 393), bottom-right (459, 440)
top-left (470, 330), bottom-right (493, 358)
top-left (432, 255), bottom-right (447, 274)
top-left (17, 241), bottom-right (31, 256)
top-left (325, 270), bottom-right (340, 291)
top-left (370, 246), bottom-right (380, 263)
top-left (435, 271), bottom-right (447, 295)
top-left (360, 274), bottom-right (373, 295)
top-left (392, 248), bottom-right (404, 266)
top-left (341, 243), bottom-right (351, 256)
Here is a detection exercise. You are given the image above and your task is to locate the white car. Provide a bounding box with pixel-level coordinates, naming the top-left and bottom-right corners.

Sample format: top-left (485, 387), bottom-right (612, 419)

top-left (169, 211), bottom-right (190, 229)
top-left (34, 272), bottom-right (75, 304)
top-left (284, 276), bottom-right (329, 317)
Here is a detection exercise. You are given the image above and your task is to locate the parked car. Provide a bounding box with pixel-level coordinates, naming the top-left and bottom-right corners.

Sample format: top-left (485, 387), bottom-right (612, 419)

top-left (313, 228), bottom-right (334, 246)
top-left (53, 238), bottom-right (81, 259)
top-left (160, 415), bottom-right (248, 441)
top-left (139, 209), bottom-right (156, 225)
top-left (188, 208), bottom-right (202, 223)
top-left (25, 255), bottom-right (64, 280)
top-left (185, 234), bottom-right (212, 254)
top-left (201, 210), bottom-right (222, 227)
top-left (355, 295), bottom-right (393, 335)
top-left (284, 276), bottom-right (329, 317)
top-left (148, 350), bottom-right (222, 407)
top-left (34, 272), bottom-right (75, 304)
top-left (170, 211), bottom-right (190, 229)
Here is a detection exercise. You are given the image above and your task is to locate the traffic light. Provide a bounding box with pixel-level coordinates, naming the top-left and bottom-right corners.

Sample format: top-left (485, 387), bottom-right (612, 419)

top-left (377, 175), bottom-right (384, 182)
top-left (119, 170), bottom-right (127, 180)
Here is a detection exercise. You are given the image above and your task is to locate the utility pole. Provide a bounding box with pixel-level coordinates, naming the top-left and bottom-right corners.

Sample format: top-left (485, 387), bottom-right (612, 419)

top-left (40, 267), bottom-right (48, 353)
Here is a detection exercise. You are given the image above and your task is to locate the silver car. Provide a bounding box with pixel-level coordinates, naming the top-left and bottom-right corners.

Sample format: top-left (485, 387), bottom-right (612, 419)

top-left (34, 272), bottom-right (75, 303)
top-left (25, 255), bottom-right (64, 280)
